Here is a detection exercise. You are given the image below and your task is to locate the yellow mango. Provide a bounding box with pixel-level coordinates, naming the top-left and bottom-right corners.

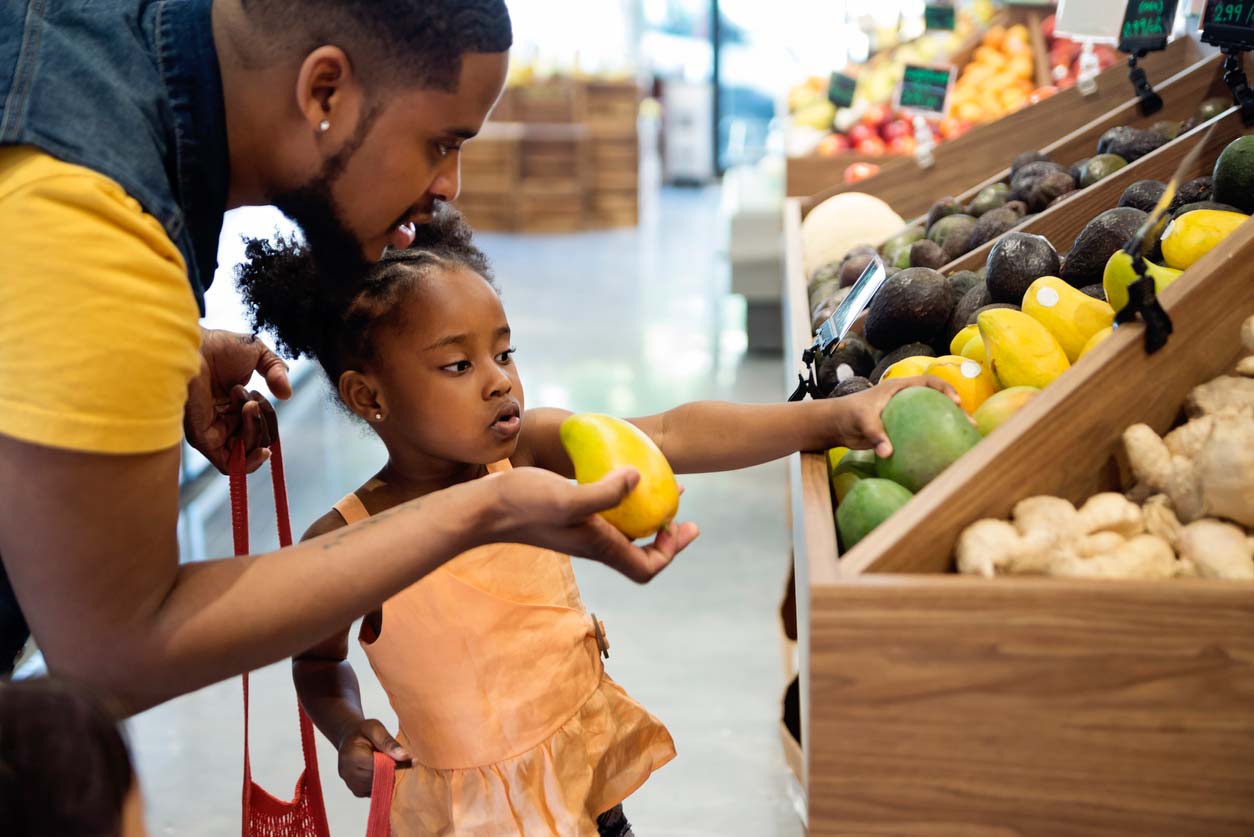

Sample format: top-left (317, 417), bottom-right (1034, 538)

top-left (1160, 210), bottom-right (1247, 270)
top-left (560, 413), bottom-right (680, 539)
top-left (925, 356), bottom-right (998, 414)
top-left (950, 325), bottom-right (980, 356)
top-left (978, 308), bottom-right (1070, 389)
top-left (1103, 250), bottom-right (1182, 314)
top-left (880, 355), bottom-right (934, 381)
top-left (826, 447), bottom-right (850, 478)
top-left (972, 386), bottom-right (1039, 436)
top-left (960, 333), bottom-right (987, 364)
top-left (1021, 276), bottom-right (1115, 362)
top-left (1078, 326), bottom-right (1113, 359)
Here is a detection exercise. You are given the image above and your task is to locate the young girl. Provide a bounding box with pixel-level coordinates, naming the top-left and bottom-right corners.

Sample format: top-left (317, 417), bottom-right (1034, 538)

top-left (237, 209), bottom-right (954, 836)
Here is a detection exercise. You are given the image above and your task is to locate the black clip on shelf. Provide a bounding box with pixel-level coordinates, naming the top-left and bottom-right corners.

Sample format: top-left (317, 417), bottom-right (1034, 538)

top-left (1115, 255), bottom-right (1174, 355)
top-left (788, 346), bottom-right (821, 402)
top-left (1128, 51), bottom-right (1163, 117)
top-left (1221, 48), bottom-right (1254, 126)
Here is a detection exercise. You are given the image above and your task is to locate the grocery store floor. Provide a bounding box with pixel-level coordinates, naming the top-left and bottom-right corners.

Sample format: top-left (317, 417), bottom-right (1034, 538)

top-left (129, 186), bottom-right (805, 835)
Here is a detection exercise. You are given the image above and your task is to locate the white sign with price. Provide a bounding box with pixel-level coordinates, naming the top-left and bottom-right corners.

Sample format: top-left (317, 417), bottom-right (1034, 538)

top-left (1055, 0), bottom-right (1125, 44)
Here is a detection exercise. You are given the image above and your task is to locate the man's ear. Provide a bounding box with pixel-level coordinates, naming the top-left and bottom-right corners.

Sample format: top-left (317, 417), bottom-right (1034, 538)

top-left (294, 45), bottom-right (366, 138)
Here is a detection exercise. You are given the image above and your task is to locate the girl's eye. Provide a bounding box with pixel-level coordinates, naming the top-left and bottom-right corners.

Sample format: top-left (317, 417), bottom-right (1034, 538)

top-left (496, 347), bottom-right (516, 364)
top-left (440, 360), bottom-right (472, 374)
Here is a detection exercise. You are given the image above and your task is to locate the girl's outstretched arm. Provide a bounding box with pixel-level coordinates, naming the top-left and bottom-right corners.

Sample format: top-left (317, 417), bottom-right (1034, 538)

top-left (515, 377), bottom-right (960, 476)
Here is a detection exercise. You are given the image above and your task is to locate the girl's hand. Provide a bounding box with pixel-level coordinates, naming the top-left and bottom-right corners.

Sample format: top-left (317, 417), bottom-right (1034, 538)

top-left (337, 719), bottom-right (410, 798)
top-left (833, 376), bottom-right (964, 457)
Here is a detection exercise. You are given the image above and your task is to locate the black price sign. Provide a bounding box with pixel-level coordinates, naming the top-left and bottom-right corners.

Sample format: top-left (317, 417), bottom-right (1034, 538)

top-left (827, 72), bottom-right (857, 108)
top-left (896, 64), bottom-right (954, 115)
top-left (1119, 0), bottom-right (1180, 53)
top-left (1202, 1), bottom-right (1254, 49)
top-left (924, 4), bottom-right (956, 31)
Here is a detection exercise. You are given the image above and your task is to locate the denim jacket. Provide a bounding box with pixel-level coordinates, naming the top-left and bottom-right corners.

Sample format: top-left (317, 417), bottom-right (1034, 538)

top-left (0, 0), bottom-right (228, 671)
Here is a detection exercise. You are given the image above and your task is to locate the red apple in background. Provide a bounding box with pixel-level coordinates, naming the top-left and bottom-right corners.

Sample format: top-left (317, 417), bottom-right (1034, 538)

top-left (847, 123), bottom-right (876, 146)
top-left (1028, 85), bottom-right (1058, 105)
top-left (817, 133), bottom-right (851, 157)
top-left (888, 135), bottom-right (917, 156)
top-left (861, 103), bottom-right (891, 127)
top-left (843, 161), bottom-right (880, 184)
top-left (856, 136), bottom-right (886, 156)
top-left (881, 119), bottom-right (912, 142)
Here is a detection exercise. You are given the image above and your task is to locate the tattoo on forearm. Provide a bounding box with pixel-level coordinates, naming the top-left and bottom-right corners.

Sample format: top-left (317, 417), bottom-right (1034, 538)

top-left (318, 500), bottom-right (418, 551)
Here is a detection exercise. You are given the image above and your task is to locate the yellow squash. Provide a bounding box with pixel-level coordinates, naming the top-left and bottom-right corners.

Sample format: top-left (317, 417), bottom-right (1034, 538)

top-left (560, 413), bottom-right (680, 539)
top-left (959, 333), bottom-right (987, 364)
top-left (1021, 276), bottom-right (1115, 362)
top-left (1078, 326), bottom-right (1113, 359)
top-left (880, 355), bottom-right (934, 381)
top-left (1159, 209), bottom-right (1247, 270)
top-left (950, 325), bottom-right (980, 356)
top-left (1102, 250), bottom-right (1182, 314)
top-left (978, 308), bottom-right (1070, 390)
top-left (925, 356), bottom-right (998, 414)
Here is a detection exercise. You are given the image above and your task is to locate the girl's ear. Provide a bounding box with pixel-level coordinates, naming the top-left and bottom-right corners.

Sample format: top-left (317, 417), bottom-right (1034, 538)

top-left (339, 370), bottom-right (387, 424)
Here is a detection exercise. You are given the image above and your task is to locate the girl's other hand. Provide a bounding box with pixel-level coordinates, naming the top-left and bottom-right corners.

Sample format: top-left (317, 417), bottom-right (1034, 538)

top-left (833, 376), bottom-right (964, 458)
top-left (337, 719), bottom-right (410, 798)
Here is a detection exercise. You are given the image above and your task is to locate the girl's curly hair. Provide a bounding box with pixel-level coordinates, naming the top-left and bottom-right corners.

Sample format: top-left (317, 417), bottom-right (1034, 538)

top-left (236, 205), bottom-right (495, 386)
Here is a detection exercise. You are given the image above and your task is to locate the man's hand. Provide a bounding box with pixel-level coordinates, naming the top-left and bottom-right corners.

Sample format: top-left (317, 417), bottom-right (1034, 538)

top-left (185, 329), bottom-right (292, 473)
top-left (832, 376), bottom-right (966, 458)
top-left (337, 719), bottom-right (410, 798)
top-left (484, 467), bottom-right (698, 583)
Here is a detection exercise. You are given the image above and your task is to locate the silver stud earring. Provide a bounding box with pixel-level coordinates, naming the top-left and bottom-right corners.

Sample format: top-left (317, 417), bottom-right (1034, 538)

top-left (319, 119), bottom-right (331, 132)
top-left (375, 412), bottom-right (382, 421)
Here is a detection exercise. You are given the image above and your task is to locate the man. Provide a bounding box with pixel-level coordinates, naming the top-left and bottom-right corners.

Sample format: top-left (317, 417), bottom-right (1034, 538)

top-left (0, 0), bottom-right (697, 715)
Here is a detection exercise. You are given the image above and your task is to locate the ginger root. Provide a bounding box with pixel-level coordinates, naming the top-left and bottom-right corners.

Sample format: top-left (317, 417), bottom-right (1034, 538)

top-left (1185, 376), bottom-right (1254, 418)
top-left (1142, 494), bottom-right (1183, 550)
top-left (1177, 519), bottom-right (1254, 580)
top-left (1077, 493), bottom-right (1144, 537)
top-left (1047, 535), bottom-right (1177, 579)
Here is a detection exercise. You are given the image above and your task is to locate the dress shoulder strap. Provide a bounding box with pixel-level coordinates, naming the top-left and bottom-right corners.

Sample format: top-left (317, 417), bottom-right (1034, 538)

top-left (332, 492), bottom-right (371, 525)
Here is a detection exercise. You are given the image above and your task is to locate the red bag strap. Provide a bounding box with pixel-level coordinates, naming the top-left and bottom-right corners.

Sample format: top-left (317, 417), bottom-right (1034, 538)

top-left (229, 438), bottom-right (325, 794)
top-left (365, 752), bottom-right (395, 837)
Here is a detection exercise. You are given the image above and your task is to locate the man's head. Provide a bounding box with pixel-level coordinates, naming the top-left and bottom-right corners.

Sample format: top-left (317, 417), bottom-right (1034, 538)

top-left (219, 0), bottom-right (512, 292)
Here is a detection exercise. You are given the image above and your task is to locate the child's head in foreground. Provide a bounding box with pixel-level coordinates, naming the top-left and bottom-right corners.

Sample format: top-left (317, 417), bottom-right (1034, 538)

top-left (239, 207), bottom-right (525, 469)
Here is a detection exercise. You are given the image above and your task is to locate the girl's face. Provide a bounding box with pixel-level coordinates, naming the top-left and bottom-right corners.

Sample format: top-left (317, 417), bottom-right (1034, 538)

top-left (369, 265), bottom-right (524, 466)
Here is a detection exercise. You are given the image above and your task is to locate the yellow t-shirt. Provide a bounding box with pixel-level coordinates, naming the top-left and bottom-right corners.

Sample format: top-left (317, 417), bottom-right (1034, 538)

top-left (0, 146), bottom-right (202, 454)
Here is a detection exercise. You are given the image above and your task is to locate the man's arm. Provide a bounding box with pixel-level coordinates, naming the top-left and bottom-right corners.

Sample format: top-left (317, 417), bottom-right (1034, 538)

top-left (0, 437), bottom-right (691, 715)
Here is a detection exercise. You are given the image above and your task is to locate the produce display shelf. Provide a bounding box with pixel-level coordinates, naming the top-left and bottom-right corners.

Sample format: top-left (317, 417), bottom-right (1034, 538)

top-left (778, 111), bottom-right (1254, 837)
top-left (786, 35), bottom-right (1206, 212)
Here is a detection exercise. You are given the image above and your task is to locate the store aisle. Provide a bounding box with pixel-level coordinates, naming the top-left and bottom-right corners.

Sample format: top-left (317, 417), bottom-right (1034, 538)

top-left (130, 188), bottom-right (803, 836)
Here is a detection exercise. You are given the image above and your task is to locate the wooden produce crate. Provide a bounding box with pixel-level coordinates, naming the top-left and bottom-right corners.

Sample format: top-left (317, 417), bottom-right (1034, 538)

top-left (786, 35), bottom-right (1208, 206)
top-left (456, 123), bottom-right (525, 232)
top-left (513, 78), bottom-right (586, 124)
top-left (779, 133), bottom-right (1254, 834)
top-left (588, 124), bottom-right (639, 228)
top-left (584, 80), bottom-right (640, 127)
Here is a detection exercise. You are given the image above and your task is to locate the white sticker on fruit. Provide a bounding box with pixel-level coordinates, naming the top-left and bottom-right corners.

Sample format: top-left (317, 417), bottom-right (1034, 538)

top-left (1163, 218), bottom-right (1177, 241)
top-left (960, 360), bottom-right (982, 379)
top-left (1036, 286), bottom-right (1061, 307)
top-left (837, 363), bottom-right (855, 382)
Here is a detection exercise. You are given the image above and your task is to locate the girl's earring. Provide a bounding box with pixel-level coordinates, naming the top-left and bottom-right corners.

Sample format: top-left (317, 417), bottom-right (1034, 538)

top-left (375, 412), bottom-right (383, 421)
top-left (319, 119), bottom-right (331, 133)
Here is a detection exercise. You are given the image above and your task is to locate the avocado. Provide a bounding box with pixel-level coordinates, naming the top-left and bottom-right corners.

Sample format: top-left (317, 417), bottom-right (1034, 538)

top-left (1171, 200), bottom-right (1245, 219)
top-left (839, 247), bottom-right (878, 287)
top-left (1048, 192), bottom-right (1076, 209)
top-left (892, 246), bottom-right (913, 269)
top-left (1118, 180), bottom-right (1167, 213)
top-left (910, 239), bottom-right (948, 270)
top-left (965, 206), bottom-right (1021, 251)
top-left (1069, 157), bottom-right (1089, 184)
top-left (1079, 284), bottom-right (1106, 301)
top-left (807, 261), bottom-right (842, 297)
top-left (1010, 151), bottom-right (1051, 178)
top-left (985, 233), bottom-right (1061, 304)
top-left (969, 303), bottom-right (1021, 325)
top-left (946, 283), bottom-right (992, 341)
top-left (1060, 207), bottom-right (1148, 287)
top-left (927, 213), bottom-right (976, 248)
top-left (1011, 161), bottom-right (1068, 204)
top-left (1196, 96), bottom-right (1231, 123)
top-left (1079, 154), bottom-right (1128, 188)
top-left (967, 183), bottom-right (1011, 217)
top-left (1004, 200), bottom-right (1029, 219)
top-left (1171, 176), bottom-right (1213, 210)
top-left (864, 267), bottom-right (953, 352)
top-left (1019, 170), bottom-right (1076, 212)
top-left (1148, 120), bottom-right (1183, 141)
top-left (1096, 126), bottom-right (1167, 163)
top-left (811, 286), bottom-right (852, 333)
top-left (822, 334), bottom-right (875, 384)
top-left (880, 224), bottom-right (926, 257)
top-left (809, 278), bottom-right (842, 313)
top-left (869, 342), bottom-right (937, 383)
top-left (926, 198), bottom-right (965, 231)
top-left (1214, 136), bottom-right (1254, 213)
top-left (947, 270), bottom-right (982, 301)
top-left (830, 376), bottom-right (873, 398)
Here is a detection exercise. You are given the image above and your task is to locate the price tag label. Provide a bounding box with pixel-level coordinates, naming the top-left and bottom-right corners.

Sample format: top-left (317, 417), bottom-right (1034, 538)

top-left (895, 64), bottom-right (954, 115)
top-left (827, 72), bottom-right (857, 109)
top-left (1055, 0), bottom-right (1124, 43)
top-left (1201, 1), bottom-right (1254, 49)
top-left (1119, 0), bottom-right (1180, 53)
top-left (924, 4), bottom-right (956, 32)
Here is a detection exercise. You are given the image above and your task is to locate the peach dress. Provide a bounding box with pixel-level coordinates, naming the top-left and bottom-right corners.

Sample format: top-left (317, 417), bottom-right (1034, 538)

top-left (332, 461), bottom-right (675, 836)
